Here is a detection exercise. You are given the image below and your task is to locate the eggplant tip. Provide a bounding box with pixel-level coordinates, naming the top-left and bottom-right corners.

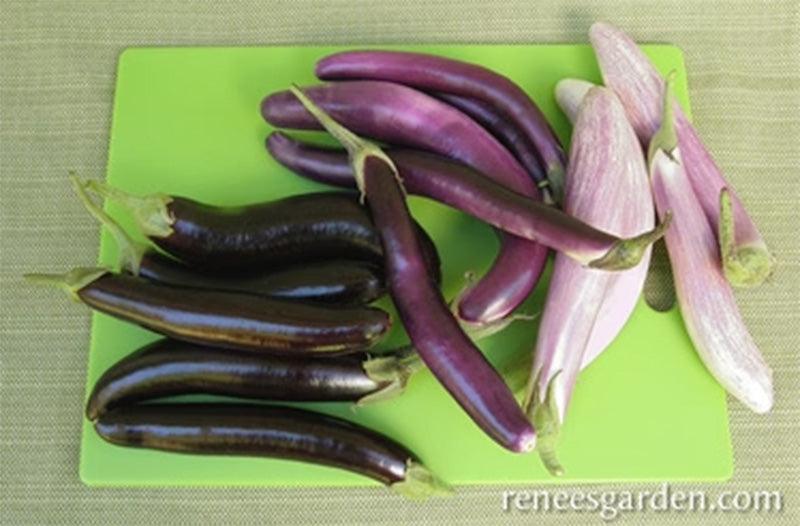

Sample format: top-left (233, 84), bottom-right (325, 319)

top-left (512, 429), bottom-right (538, 453)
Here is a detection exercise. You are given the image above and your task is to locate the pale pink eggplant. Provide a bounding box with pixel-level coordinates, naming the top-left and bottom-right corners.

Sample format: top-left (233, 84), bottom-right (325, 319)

top-left (648, 77), bottom-right (773, 414)
top-left (589, 21), bottom-right (773, 287)
top-left (523, 86), bottom-right (658, 474)
top-left (553, 78), bottom-right (653, 369)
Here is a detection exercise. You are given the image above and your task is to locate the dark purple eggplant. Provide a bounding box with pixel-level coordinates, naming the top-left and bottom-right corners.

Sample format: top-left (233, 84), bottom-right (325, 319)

top-left (266, 133), bottom-right (667, 272)
top-left (82, 184), bottom-right (381, 271)
top-left (94, 403), bottom-right (450, 498)
top-left (432, 92), bottom-right (549, 201)
top-left (79, 182), bottom-right (441, 288)
top-left (25, 268), bottom-right (390, 353)
top-left (315, 50), bottom-right (566, 202)
top-left (86, 339), bottom-right (422, 420)
top-left (138, 256), bottom-right (386, 305)
top-left (262, 80), bottom-right (548, 329)
top-left (287, 86), bottom-right (536, 452)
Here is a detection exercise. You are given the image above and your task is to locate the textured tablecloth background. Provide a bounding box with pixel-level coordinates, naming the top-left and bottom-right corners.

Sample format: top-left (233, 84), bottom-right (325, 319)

top-left (1, 1), bottom-right (798, 524)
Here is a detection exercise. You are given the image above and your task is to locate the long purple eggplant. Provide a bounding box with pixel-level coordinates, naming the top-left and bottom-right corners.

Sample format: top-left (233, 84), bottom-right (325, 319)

top-left (432, 92), bottom-right (548, 200)
top-left (262, 80), bottom-right (547, 328)
top-left (95, 403), bottom-right (450, 498)
top-left (590, 21), bottom-right (773, 287)
top-left (648, 77), bottom-right (772, 413)
top-left (314, 50), bottom-right (566, 202)
top-left (86, 339), bottom-right (422, 420)
top-left (26, 268), bottom-right (391, 353)
top-left (267, 132), bottom-right (666, 272)
top-left (288, 85), bottom-right (536, 453)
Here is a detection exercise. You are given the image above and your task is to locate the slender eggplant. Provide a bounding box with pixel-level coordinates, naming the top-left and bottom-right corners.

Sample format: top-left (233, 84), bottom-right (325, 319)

top-left (432, 92), bottom-right (549, 200)
top-left (94, 403), bottom-right (450, 498)
top-left (589, 21), bottom-right (773, 287)
top-left (71, 176), bottom-right (387, 304)
top-left (648, 76), bottom-right (772, 413)
top-left (314, 50), bottom-right (566, 201)
top-left (81, 184), bottom-right (384, 271)
top-left (25, 268), bottom-right (391, 353)
top-left (552, 79), bottom-right (654, 368)
top-left (523, 86), bottom-right (657, 475)
top-left (266, 132), bottom-right (667, 271)
top-left (288, 85), bottom-right (536, 452)
top-left (86, 339), bottom-right (422, 420)
top-left (80, 180), bottom-right (442, 284)
top-left (262, 80), bottom-right (547, 328)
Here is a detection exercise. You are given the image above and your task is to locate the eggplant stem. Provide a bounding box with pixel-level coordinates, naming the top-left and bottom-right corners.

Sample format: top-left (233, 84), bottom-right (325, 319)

top-left (24, 267), bottom-right (108, 302)
top-left (647, 70), bottom-right (679, 168)
top-left (357, 349), bottom-right (423, 406)
top-left (83, 179), bottom-right (174, 239)
top-left (588, 212), bottom-right (672, 271)
top-left (523, 371), bottom-right (565, 477)
top-left (390, 459), bottom-right (452, 499)
top-left (719, 188), bottom-right (774, 287)
top-left (288, 85), bottom-right (405, 201)
top-left (70, 174), bottom-right (147, 274)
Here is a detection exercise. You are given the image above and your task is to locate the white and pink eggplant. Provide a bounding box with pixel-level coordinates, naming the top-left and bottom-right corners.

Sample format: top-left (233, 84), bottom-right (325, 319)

top-left (590, 21), bottom-right (774, 288)
top-left (554, 78), bottom-right (654, 370)
top-left (648, 75), bottom-right (773, 414)
top-left (523, 86), bottom-right (660, 475)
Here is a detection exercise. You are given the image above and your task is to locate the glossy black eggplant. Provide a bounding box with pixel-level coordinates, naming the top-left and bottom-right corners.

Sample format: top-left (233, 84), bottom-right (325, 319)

top-left (86, 339), bottom-right (422, 420)
top-left (76, 178), bottom-right (441, 286)
top-left (82, 185), bottom-right (382, 270)
top-left (94, 403), bottom-right (450, 498)
top-left (139, 254), bottom-right (386, 305)
top-left (26, 268), bottom-right (391, 353)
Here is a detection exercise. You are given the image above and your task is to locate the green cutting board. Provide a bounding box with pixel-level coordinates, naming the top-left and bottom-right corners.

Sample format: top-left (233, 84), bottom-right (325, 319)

top-left (79, 44), bottom-right (732, 487)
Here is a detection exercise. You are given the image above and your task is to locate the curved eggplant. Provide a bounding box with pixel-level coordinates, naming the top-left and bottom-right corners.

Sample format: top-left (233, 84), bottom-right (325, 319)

top-left (94, 403), bottom-right (450, 498)
top-left (86, 339), bottom-right (422, 420)
top-left (26, 268), bottom-right (391, 353)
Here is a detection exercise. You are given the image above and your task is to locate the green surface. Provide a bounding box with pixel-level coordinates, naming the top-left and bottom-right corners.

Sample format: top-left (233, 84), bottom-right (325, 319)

top-left (79, 44), bottom-right (732, 487)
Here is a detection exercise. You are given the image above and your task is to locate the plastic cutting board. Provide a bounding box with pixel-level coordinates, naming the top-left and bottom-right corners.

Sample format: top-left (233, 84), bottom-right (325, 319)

top-left (79, 44), bottom-right (733, 487)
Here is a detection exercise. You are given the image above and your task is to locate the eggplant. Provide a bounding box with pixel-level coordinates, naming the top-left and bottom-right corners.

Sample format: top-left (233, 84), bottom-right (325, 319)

top-left (648, 76), bottom-right (772, 413)
top-left (314, 50), bottom-right (566, 202)
top-left (523, 86), bottom-right (656, 475)
top-left (94, 403), bottom-right (450, 499)
top-left (75, 177), bottom-right (442, 289)
top-left (432, 92), bottom-right (548, 200)
top-left (82, 184), bottom-right (378, 270)
top-left (86, 339), bottom-right (422, 420)
top-left (267, 133), bottom-right (667, 271)
top-left (288, 86), bottom-right (536, 453)
top-left (26, 268), bottom-right (391, 353)
top-left (262, 80), bottom-right (547, 329)
top-left (589, 21), bottom-right (773, 287)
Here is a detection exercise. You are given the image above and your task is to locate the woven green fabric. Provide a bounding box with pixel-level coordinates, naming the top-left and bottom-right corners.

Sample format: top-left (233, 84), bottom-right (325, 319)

top-left (1, 1), bottom-right (797, 524)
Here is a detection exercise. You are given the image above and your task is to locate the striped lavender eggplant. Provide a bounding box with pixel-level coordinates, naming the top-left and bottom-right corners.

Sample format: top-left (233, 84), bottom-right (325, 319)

top-left (647, 77), bottom-right (773, 414)
top-left (523, 86), bottom-right (657, 474)
top-left (589, 21), bottom-right (774, 288)
top-left (554, 78), bottom-right (654, 369)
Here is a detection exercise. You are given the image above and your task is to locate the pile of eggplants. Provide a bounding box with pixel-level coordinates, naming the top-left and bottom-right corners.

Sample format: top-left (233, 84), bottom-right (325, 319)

top-left (26, 25), bottom-right (773, 493)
